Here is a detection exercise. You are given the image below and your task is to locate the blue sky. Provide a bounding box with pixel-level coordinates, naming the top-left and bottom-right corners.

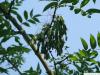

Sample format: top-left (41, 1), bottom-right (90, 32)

top-left (1, 0), bottom-right (100, 75)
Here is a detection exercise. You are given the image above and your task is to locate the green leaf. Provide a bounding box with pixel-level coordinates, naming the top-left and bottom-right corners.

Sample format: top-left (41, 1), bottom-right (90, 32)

top-left (80, 0), bottom-right (90, 8)
top-left (34, 14), bottom-right (41, 17)
top-left (0, 67), bottom-right (8, 74)
top-left (28, 19), bottom-right (36, 24)
top-left (69, 6), bottom-right (74, 10)
top-left (0, 36), bottom-right (10, 44)
top-left (81, 11), bottom-right (87, 16)
top-left (17, 14), bottom-right (23, 23)
top-left (81, 38), bottom-right (88, 50)
top-left (73, 62), bottom-right (82, 72)
top-left (24, 10), bottom-right (28, 20)
top-left (79, 50), bottom-right (86, 57)
top-left (32, 17), bottom-right (40, 23)
top-left (88, 59), bottom-right (97, 64)
top-left (90, 51), bottom-right (98, 58)
top-left (43, 2), bottom-right (58, 12)
top-left (72, 0), bottom-right (79, 5)
top-left (37, 63), bottom-right (41, 74)
top-left (30, 9), bottom-right (33, 17)
top-left (23, 22), bottom-right (30, 27)
top-left (93, 0), bottom-right (96, 3)
top-left (14, 36), bottom-right (22, 45)
top-left (86, 9), bottom-right (100, 14)
top-left (97, 32), bottom-right (100, 47)
top-left (90, 34), bottom-right (97, 49)
top-left (74, 8), bottom-right (81, 14)
top-left (69, 55), bottom-right (78, 61)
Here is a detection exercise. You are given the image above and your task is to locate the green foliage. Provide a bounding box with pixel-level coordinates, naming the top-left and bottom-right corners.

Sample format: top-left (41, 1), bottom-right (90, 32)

top-left (43, 1), bottom-right (58, 12)
top-left (80, 0), bottom-right (90, 8)
top-left (97, 32), bottom-right (100, 47)
top-left (0, 67), bottom-right (8, 74)
top-left (90, 34), bottom-right (96, 49)
top-left (24, 10), bottom-right (28, 20)
top-left (36, 16), bottom-right (67, 58)
top-left (81, 38), bottom-right (88, 50)
top-left (0, 0), bottom-right (100, 75)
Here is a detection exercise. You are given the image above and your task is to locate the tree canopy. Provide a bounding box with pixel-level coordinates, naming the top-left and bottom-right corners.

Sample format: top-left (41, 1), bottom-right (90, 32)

top-left (0, 0), bottom-right (100, 75)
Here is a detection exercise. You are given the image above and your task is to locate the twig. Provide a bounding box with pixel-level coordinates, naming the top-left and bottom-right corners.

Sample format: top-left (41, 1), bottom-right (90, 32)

top-left (55, 56), bottom-right (69, 65)
top-left (5, 56), bottom-right (22, 75)
top-left (49, 51), bottom-right (58, 75)
top-left (8, 0), bottom-right (15, 14)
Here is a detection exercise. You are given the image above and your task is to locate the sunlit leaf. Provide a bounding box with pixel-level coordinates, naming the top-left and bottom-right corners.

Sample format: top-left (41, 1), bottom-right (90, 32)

top-left (81, 38), bottom-right (88, 50)
top-left (97, 32), bottom-right (100, 47)
top-left (90, 34), bottom-right (97, 49)
top-left (80, 0), bottom-right (90, 8)
top-left (79, 50), bottom-right (86, 57)
top-left (69, 55), bottom-right (78, 61)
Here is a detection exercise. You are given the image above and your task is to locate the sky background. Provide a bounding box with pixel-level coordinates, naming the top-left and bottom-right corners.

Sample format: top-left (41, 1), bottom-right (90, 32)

top-left (1, 0), bottom-right (100, 75)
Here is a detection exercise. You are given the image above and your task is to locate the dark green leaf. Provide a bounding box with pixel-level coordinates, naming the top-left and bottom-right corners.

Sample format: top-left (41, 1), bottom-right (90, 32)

top-left (88, 59), bottom-right (97, 64)
top-left (24, 10), bottom-right (28, 20)
top-left (97, 32), bottom-right (100, 47)
top-left (90, 34), bottom-right (96, 49)
top-left (0, 67), bottom-right (8, 74)
top-left (11, 10), bottom-right (23, 23)
top-left (28, 19), bottom-right (36, 24)
top-left (43, 2), bottom-right (58, 12)
top-left (23, 22), bottom-right (30, 27)
top-left (93, 0), bottom-right (96, 3)
top-left (72, 0), bottom-right (79, 5)
top-left (37, 63), bottom-right (41, 74)
top-left (17, 14), bottom-right (23, 23)
top-left (32, 17), bottom-right (40, 23)
top-left (81, 11), bottom-right (87, 16)
top-left (73, 62), bottom-right (82, 72)
top-left (0, 36), bottom-right (10, 44)
top-left (11, 10), bottom-right (18, 15)
top-left (80, 0), bottom-right (90, 8)
top-left (34, 14), bottom-right (41, 17)
top-left (74, 8), bottom-right (81, 14)
top-left (30, 9), bottom-right (33, 17)
top-left (69, 6), bottom-right (74, 10)
top-left (81, 38), bottom-right (88, 50)
top-left (86, 9), bottom-right (100, 14)
top-left (15, 36), bottom-right (22, 45)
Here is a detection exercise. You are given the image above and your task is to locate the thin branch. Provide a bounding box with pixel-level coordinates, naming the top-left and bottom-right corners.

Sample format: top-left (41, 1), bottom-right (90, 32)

top-left (49, 51), bottom-right (58, 75)
top-left (5, 56), bottom-right (22, 75)
top-left (50, 6), bottom-right (57, 26)
top-left (8, 0), bottom-right (15, 14)
top-left (55, 56), bottom-right (69, 65)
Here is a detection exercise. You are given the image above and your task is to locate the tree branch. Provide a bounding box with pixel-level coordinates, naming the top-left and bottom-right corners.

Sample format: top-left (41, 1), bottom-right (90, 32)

top-left (0, 2), bottom-right (59, 75)
top-left (49, 51), bottom-right (58, 75)
top-left (5, 56), bottom-right (22, 75)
